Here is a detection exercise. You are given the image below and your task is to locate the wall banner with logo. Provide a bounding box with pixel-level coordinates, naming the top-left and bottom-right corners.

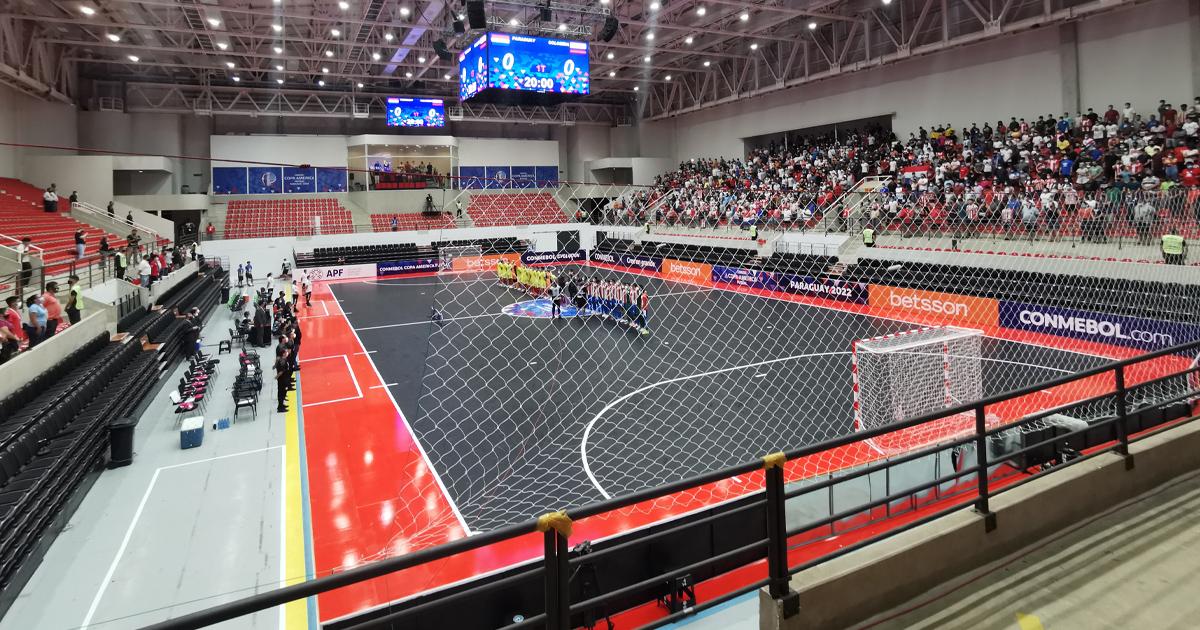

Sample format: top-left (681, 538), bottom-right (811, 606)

top-left (711, 265), bottom-right (779, 291)
top-left (662, 259), bottom-right (714, 286)
top-left (778, 274), bottom-right (869, 304)
top-left (868, 285), bottom-right (999, 327)
top-left (377, 259), bottom-right (440, 277)
top-left (999, 301), bottom-right (1200, 354)
top-left (302, 264), bottom-right (379, 282)
top-left (521, 250), bottom-right (587, 265)
top-left (450, 253), bottom-right (522, 272)
top-left (618, 254), bottom-right (664, 272)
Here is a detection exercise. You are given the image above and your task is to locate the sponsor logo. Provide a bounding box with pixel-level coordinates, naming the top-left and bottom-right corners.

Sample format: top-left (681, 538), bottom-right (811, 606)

top-left (620, 254), bottom-right (663, 271)
top-left (888, 292), bottom-right (969, 317)
top-left (711, 265), bottom-right (777, 291)
top-left (377, 258), bottom-right (439, 276)
top-left (591, 251), bottom-right (618, 264)
top-left (1017, 310), bottom-right (1172, 345)
top-left (778, 275), bottom-right (868, 304)
top-left (502, 299), bottom-right (590, 319)
top-left (663, 259), bottom-right (710, 281)
top-left (450, 253), bottom-right (520, 272)
top-left (521, 250), bottom-right (586, 265)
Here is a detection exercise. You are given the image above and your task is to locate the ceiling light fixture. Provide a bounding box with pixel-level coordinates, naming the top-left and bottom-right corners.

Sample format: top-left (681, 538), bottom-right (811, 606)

top-left (405, 71), bottom-right (413, 78)
top-left (127, 54), bottom-right (139, 62)
top-left (643, 55), bottom-right (651, 62)
top-left (318, 79), bottom-right (326, 86)
top-left (338, 1), bottom-right (349, 9)
top-left (808, 21), bottom-right (817, 29)
top-left (275, 64), bottom-right (284, 70)
top-left (399, 7), bottom-right (410, 16)
top-left (703, 60), bottom-right (710, 67)
top-left (232, 76), bottom-right (240, 82)
top-left (105, 33), bottom-right (120, 42)
top-left (80, 6), bottom-right (96, 16)
top-left (646, 32), bottom-right (654, 40)
top-left (322, 67), bottom-right (329, 73)
top-left (272, 23), bottom-right (282, 32)
top-left (207, 17), bottom-right (220, 27)
top-left (331, 28), bottom-right (341, 37)
top-left (749, 43), bottom-right (758, 50)
top-left (606, 52), bottom-right (614, 60)
top-left (443, 73), bottom-right (450, 80)
top-left (649, 1), bottom-right (660, 9)
top-left (276, 78), bottom-right (284, 84)
top-left (325, 50), bottom-right (334, 57)
top-left (274, 46), bottom-right (283, 54)
top-left (665, 74), bottom-right (672, 80)
top-left (384, 32), bottom-right (394, 41)
top-left (216, 42), bottom-right (228, 50)
top-left (372, 52), bottom-right (381, 60)
top-left (633, 85), bottom-right (639, 91)
top-left (558, 23), bottom-right (567, 31)
top-left (696, 6), bottom-right (706, 15)
top-left (225, 61), bottom-right (235, 68)
top-left (608, 70), bottom-right (615, 77)
top-left (357, 82), bottom-right (364, 88)
top-left (684, 36), bottom-right (694, 44)
top-left (740, 12), bottom-right (749, 21)
top-left (417, 55), bottom-right (426, 62)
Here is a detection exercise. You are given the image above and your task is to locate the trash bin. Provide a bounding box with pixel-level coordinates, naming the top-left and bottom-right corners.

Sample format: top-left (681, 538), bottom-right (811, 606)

top-left (108, 416), bottom-right (137, 468)
top-left (220, 284), bottom-right (231, 303)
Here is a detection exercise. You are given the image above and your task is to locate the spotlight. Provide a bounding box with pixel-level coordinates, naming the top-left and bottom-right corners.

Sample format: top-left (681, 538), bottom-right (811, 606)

top-left (646, 32), bottom-right (654, 41)
top-left (276, 78), bottom-right (284, 84)
top-left (696, 6), bottom-right (706, 15)
top-left (558, 23), bottom-right (567, 31)
top-left (665, 74), bottom-right (671, 81)
top-left (272, 23), bottom-right (282, 32)
top-left (372, 52), bottom-right (381, 60)
top-left (225, 61), bottom-right (235, 68)
top-left (808, 21), bottom-right (817, 29)
top-left (649, 1), bottom-right (660, 9)
top-left (606, 52), bottom-right (614, 60)
top-left (207, 17), bottom-right (220, 27)
top-left (331, 28), bottom-right (341, 37)
top-left (232, 76), bottom-right (241, 82)
top-left (384, 32), bottom-right (394, 41)
top-left (274, 46), bottom-right (284, 54)
top-left (703, 60), bottom-right (710, 67)
top-left (739, 12), bottom-right (749, 21)
top-left (357, 82), bottom-right (364, 88)
top-left (418, 55), bottom-right (426, 63)
top-left (608, 70), bottom-right (615, 77)
top-left (643, 55), bottom-right (651, 62)
top-left (216, 42), bottom-right (228, 50)
top-left (338, 1), bottom-right (349, 9)
top-left (443, 74), bottom-right (451, 80)
top-left (405, 71), bottom-right (413, 78)
top-left (105, 33), bottom-right (120, 42)
top-left (80, 6), bottom-right (96, 16)
top-left (325, 50), bottom-right (334, 57)
top-left (318, 79), bottom-right (326, 86)
top-left (633, 85), bottom-right (639, 91)
top-left (399, 6), bottom-right (410, 16)
top-left (275, 64), bottom-right (284, 70)
top-left (684, 36), bottom-right (693, 44)
top-left (749, 43), bottom-right (758, 50)
top-left (509, 18), bottom-right (519, 26)
top-left (127, 54), bottom-right (139, 62)
top-left (322, 67), bottom-right (329, 73)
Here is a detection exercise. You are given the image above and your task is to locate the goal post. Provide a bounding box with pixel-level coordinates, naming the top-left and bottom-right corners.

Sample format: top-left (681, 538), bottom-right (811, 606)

top-left (852, 326), bottom-right (984, 433)
top-left (439, 244), bottom-right (483, 271)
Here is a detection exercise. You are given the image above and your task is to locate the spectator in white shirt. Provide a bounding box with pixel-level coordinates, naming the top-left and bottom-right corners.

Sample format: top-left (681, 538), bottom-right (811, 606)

top-left (42, 187), bottom-right (57, 213)
top-left (137, 257), bottom-right (152, 286)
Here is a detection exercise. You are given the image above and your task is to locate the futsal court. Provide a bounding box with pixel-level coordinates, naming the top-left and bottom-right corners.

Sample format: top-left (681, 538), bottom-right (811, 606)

top-left (295, 261), bottom-right (1140, 621)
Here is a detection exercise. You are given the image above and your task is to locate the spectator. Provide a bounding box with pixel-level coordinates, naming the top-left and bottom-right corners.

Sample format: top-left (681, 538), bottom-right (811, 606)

top-left (106, 201), bottom-right (115, 218)
top-left (65, 275), bottom-right (83, 325)
top-left (245, 261), bottom-right (254, 285)
top-left (137, 255), bottom-right (151, 286)
top-left (98, 236), bottom-right (111, 272)
top-left (1161, 229), bottom-right (1186, 265)
top-left (148, 252), bottom-right (161, 286)
top-left (41, 282), bottom-right (62, 339)
top-left (74, 229), bottom-right (86, 260)
top-left (114, 248), bottom-right (127, 281)
top-left (2, 297), bottom-right (24, 359)
top-left (42, 186), bottom-right (57, 213)
top-left (125, 211), bottom-right (134, 226)
top-left (16, 237), bottom-right (32, 294)
top-left (205, 222), bottom-right (216, 240)
top-left (0, 322), bottom-right (18, 364)
top-left (68, 190), bottom-right (78, 204)
top-left (24, 294), bottom-right (46, 348)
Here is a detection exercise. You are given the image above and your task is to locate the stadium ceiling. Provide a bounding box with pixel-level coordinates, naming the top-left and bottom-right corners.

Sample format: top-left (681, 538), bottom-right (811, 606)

top-left (0, 0), bottom-right (1143, 124)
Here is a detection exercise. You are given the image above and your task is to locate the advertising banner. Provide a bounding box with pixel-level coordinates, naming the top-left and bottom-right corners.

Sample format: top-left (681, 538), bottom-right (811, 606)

top-left (283, 167), bottom-right (316, 194)
top-left (521, 250), bottom-right (587, 265)
top-left (619, 254), bottom-right (664, 272)
top-left (248, 167), bottom-right (283, 194)
top-left (377, 258), bottom-right (440, 277)
top-left (459, 166), bottom-right (485, 189)
top-left (999, 301), bottom-right (1200, 353)
top-left (510, 165), bottom-right (537, 189)
top-left (590, 251), bottom-right (619, 265)
top-left (712, 265), bottom-right (778, 291)
top-left (662, 259), bottom-right (713, 286)
top-left (869, 285), bottom-right (999, 327)
top-left (484, 166), bottom-right (510, 189)
top-left (316, 167), bottom-right (348, 192)
top-left (777, 274), bottom-right (869, 304)
top-left (450, 253), bottom-right (521, 272)
top-left (212, 167), bottom-right (247, 195)
top-left (301, 264), bottom-right (378, 282)
top-left (534, 166), bottom-right (559, 186)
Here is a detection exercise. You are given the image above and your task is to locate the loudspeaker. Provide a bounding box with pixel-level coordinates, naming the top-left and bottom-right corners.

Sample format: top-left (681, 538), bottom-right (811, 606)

top-left (539, 4), bottom-right (552, 22)
top-left (453, 18), bottom-right (466, 33)
top-left (466, 0), bottom-right (486, 29)
top-left (433, 39), bottom-right (453, 62)
top-left (600, 15), bottom-right (619, 42)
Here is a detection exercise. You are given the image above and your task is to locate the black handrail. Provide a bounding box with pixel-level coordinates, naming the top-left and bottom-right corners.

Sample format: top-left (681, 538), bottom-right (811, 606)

top-left (142, 337), bottom-right (1200, 630)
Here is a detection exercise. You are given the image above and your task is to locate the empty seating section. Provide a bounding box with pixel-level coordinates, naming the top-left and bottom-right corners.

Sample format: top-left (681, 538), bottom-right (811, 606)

top-left (0, 178), bottom-right (135, 275)
top-left (0, 265), bottom-right (222, 593)
top-left (306, 243), bottom-right (433, 267)
top-left (467, 193), bottom-right (569, 227)
top-left (370, 213), bottom-right (456, 232)
top-left (223, 198), bottom-right (354, 239)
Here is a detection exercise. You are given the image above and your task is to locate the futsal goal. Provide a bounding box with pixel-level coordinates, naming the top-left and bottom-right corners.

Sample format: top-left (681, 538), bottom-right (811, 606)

top-left (852, 326), bottom-right (984, 451)
top-left (439, 244), bottom-right (482, 271)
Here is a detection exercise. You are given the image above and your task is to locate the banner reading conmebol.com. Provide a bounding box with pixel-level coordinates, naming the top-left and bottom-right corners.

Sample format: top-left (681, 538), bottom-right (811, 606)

top-left (521, 250), bottom-right (587, 265)
top-left (777, 274), bottom-right (869, 304)
top-left (376, 258), bottom-right (440, 277)
top-left (711, 265), bottom-right (778, 291)
top-left (999, 301), bottom-right (1200, 354)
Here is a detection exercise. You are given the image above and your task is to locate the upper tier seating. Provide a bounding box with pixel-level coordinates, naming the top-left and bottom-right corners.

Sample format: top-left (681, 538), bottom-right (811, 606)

top-left (223, 198), bottom-right (354, 238)
top-left (370, 212), bottom-right (456, 232)
top-left (467, 193), bottom-right (569, 227)
top-left (0, 178), bottom-right (144, 276)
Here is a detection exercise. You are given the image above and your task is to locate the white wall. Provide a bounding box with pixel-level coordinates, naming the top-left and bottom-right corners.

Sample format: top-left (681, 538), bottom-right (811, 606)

top-left (210, 134), bottom-right (349, 168)
top-left (0, 87), bottom-right (18, 178)
top-left (23, 155), bottom-right (114, 205)
top-left (0, 83), bottom-right (78, 182)
top-left (564, 126), bottom-right (610, 183)
top-left (456, 137), bottom-right (560, 167)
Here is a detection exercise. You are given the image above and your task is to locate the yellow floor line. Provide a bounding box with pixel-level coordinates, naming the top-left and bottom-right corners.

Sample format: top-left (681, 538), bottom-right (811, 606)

top-left (1016, 612), bottom-right (1045, 630)
top-left (283, 389), bottom-right (310, 630)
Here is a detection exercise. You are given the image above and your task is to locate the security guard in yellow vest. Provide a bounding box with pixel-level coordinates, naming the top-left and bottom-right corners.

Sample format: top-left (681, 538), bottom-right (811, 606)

top-left (863, 227), bottom-right (876, 247)
top-left (1161, 231), bottom-right (1186, 265)
top-left (749, 224), bottom-right (758, 241)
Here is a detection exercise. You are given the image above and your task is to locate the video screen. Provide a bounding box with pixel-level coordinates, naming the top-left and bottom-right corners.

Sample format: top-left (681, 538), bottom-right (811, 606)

top-left (458, 32), bottom-right (589, 100)
top-left (487, 33), bottom-right (589, 95)
top-left (458, 35), bottom-right (489, 101)
top-left (385, 97), bottom-right (446, 127)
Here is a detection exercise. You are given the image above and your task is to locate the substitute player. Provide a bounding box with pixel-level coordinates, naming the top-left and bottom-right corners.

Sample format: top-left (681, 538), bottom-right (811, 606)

top-left (636, 284), bottom-right (649, 335)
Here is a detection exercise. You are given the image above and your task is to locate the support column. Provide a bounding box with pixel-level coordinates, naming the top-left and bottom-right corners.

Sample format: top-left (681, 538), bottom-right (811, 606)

top-left (1059, 22), bottom-right (1080, 116)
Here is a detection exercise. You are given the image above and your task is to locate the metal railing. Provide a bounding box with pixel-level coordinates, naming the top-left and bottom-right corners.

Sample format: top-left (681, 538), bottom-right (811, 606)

top-left (143, 338), bottom-right (1200, 630)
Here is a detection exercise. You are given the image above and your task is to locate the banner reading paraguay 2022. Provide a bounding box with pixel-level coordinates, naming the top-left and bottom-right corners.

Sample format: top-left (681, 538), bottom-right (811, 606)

top-left (777, 274), bottom-right (869, 304)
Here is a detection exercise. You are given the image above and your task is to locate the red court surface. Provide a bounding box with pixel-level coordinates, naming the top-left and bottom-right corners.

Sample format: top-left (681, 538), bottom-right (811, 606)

top-left (296, 266), bottom-right (1188, 624)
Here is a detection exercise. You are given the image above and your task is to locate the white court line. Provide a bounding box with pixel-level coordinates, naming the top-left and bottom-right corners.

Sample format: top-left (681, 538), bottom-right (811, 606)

top-left (370, 383), bottom-right (398, 389)
top-left (354, 312), bottom-right (503, 331)
top-left (297, 301), bottom-right (330, 318)
top-left (580, 352), bottom-right (847, 500)
top-left (277, 443), bottom-right (286, 630)
top-left (82, 445), bottom-right (285, 629)
top-left (300, 355), bottom-right (363, 408)
top-left (298, 351), bottom-right (372, 363)
top-left (329, 285), bottom-right (473, 536)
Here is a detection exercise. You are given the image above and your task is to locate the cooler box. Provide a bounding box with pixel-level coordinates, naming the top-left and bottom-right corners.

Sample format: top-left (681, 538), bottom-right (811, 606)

top-left (180, 416), bottom-right (205, 449)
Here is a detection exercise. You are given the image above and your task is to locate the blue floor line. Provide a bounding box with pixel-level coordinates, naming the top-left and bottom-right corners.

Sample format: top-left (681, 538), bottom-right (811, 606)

top-left (295, 377), bottom-right (319, 629)
top-left (659, 590), bottom-right (757, 629)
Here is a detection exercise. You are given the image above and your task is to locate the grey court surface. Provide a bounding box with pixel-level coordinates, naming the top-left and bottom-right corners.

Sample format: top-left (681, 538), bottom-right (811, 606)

top-left (1, 309), bottom-right (292, 630)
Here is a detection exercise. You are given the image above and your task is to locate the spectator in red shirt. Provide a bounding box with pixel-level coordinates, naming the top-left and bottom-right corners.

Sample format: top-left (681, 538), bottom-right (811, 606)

top-left (41, 282), bottom-right (63, 339)
top-left (2, 296), bottom-right (23, 341)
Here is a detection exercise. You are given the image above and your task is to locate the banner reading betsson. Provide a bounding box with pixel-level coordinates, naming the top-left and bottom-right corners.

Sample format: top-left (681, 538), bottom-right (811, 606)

top-left (521, 250), bottom-right (587, 265)
top-left (450, 252), bottom-right (521, 272)
top-left (777, 274), bottom-right (868, 304)
top-left (662, 259), bottom-right (713, 285)
top-left (712, 265), bottom-right (778, 291)
top-left (869, 285), bottom-right (999, 327)
top-left (999, 301), bottom-right (1200, 353)
top-left (377, 259), bottom-right (440, 277)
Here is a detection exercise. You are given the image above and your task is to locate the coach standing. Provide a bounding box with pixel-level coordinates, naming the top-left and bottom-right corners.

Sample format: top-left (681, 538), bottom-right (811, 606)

top-left (274, 346), bottom-right (290, 413)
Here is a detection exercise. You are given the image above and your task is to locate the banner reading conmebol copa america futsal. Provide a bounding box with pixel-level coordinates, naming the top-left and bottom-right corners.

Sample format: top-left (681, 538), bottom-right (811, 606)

top-left (711, 265), bottom-right (778, 291)
top-left (776, 274), bottom-right (869, 304)
top-left (376, 258), bottom-right (440, 277)
top-left (999, 301), bottom-right (1200, 354)
top-left (520, 250), bottom-right (587, 265)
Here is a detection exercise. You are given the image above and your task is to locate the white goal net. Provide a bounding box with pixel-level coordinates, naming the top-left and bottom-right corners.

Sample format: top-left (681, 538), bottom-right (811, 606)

top-left (439, 244), bottom-right (482, 270)
top-left (853, 326), bottom-right (983, 439)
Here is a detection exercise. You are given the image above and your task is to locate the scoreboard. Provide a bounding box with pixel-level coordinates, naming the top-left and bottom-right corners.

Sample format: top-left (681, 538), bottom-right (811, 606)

top-left (458, 32), bottom-right (589, 100)
top-left (385, 97), bottom-right (446, 128)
